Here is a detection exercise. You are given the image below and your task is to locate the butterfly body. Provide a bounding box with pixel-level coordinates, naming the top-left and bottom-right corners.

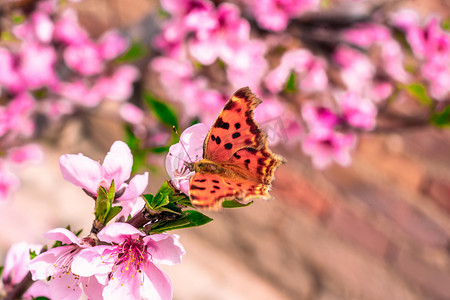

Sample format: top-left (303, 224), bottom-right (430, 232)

top-left (189, 87), bottom-right (285, 209)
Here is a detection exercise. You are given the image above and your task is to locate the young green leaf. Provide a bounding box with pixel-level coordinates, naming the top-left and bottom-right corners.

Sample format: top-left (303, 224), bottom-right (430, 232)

top-left (149, 210), bottom-right (213, 234)
top-left (404, 83), bottom-right (432, 106)
top-left (114, 41), bottom-right (148, 63)
top-left (285, 71), bottom-right (297, 92)
top-left (222, 199), bottom-right (254, 208)
top-left (95, 186), bottom-right (110, 224)
top-left (143, 93), bottom-right (179, 129)
top-left (104, 206), bottom-right (123, 224)
top-left (107, 180), bottom-right (115, 202)
top-left (431, 105), bottom-right (450, 128)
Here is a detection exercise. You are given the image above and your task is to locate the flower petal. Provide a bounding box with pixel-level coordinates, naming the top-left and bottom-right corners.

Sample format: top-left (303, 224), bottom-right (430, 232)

top-left (97, 222), bottom-right (144, 244)
top-left (28, 246), bottom-right (71, 280)
top-left (102, 141), bottom-right (132, 188)
top-left (44, 228), bottom-right (81, 245)
top-left (59, 153), bottom-right (103, 194)
top-left (141, 263), bottom-right (173, 300)
top-left (145, 234), bottom-right (185, 265)
top-left (118, 172), bottom-right (148, 201)
top-left (71, 246), bottom-right (112, 277)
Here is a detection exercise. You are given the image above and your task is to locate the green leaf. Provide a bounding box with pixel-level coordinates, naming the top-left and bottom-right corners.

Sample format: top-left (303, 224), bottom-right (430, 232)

top-left (159, 202), bottom-right (182, 214)
top-left (431, 105), bottom-right (450, 128)
top-left (148, 146), bottom-right (171, 154)
top-left (114, 41), bottom-right (148, 63)
top-left (95, 186), bottom-right (110, 224)
top-left (74, 229), bottom-right (83, 237)
top-left (403, 83), bottom-right (432, 106)
top-left (285, 71), bottom-right (297, 92)
top-left (12, 14), bottom-right (24, 24)
top-left (143, 93), bottom-right (179, 129)
top-left (34, 297), bottom-right (51, 300)
top-left (442, 18), bottom-right (450, 31)
top-left (104, 206), bottom-right (123, 224)
top-left (222, 199), bottom-right (253, 208)
top-left (108, 180), bottom-right (115, 202)
top-left (30, 250), bottom-right (38, 260)
top-left (0, 266), bottom-right (3, 277)
top-left (149, 210), bottom-right (213, 233)
top-left (171, 195), bottom-right (193, 207)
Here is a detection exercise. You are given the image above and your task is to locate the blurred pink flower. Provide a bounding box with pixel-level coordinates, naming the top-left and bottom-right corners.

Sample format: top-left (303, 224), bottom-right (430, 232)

top-left (58, 80), bottom-right (104, 107)
top-left (2, 242), bottom-right (50, 299)
top-left (120, 103), bottom-right (144, 125)
top-left (0, 166), bottom-right (20, 201)
top-left (339, 91), bottom-right (377, 130)
top-left (98, 31), bottom-right (129, 60)
top-left (302, 128), bottom-right (356, 169)
top-left (13, 11), bottom-right (54, 43)
top-left (161, 0), bottom-right (213, 17)
top-left (72, 222), bottom-right (185, 300)
top-left (342, 23), bottom-right (390, 48)
top-left (64, 42), bottom-right (104, 75)
top-left (333, 46), bottom-right (374, 92)
top-left (371, 81), bottom-right (393, 103)
top-left (8, 144), bottom-right (43, 165)
top-left (0, 48), bottom-right (23, 93)
top-left (28, 228), bottom-right (104, 300)
top-left (245, 0), bottom-right (319, 32)
top-left (97, 65), bottom-right (140, 101)
top-left (166, 123), bottom-right (208, 195)
top-left (59, 141), bottom-right (148, 210)
top-left (19, 43), bottom-right (58, 89)
top-left (0, 93), bottom-right (35, 138)
top-left (265, 49), bottom-right (328, 93)
top-left (54, 9), bottom-right (89, 45)
top-left (302, 102), bottom-right (339, 132)
top-left (188, 3), bottom-right (251, 65)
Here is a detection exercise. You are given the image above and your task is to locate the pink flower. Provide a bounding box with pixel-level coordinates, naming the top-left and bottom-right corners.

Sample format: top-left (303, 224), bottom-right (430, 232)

top-left (59, 141), bottom-right (148, 215)
top-left (13, 11), bottom-right (54, 43)
top-left (302, 102), bottom-right (339, 131)
top-left (0, 48), bottom-right (22, 93)
top-left (19, 43), bottom-right (58, 90)
top-left (120, 103), bottom-right (144, 125)
top-left (54, 9), bottom-right (89, 45)
top-left (333, 46), bottom-right (374, 92)
top-left (28, 228), bottom-right (103, 300)
top-left (302, 129), bottom-right (356, 169)
top-left (64, 41), bottom-right (103, 75)
top-left (265, 49), bottom-right (327, 93)
top-left (166, 123), bottom-right (208, 195)
top-left (188, 3), bottom-right (251, 65)
top-left (0, 93), bottom-right (35, 138)
top-left (98, 31), bottom-right (129, 60)
top-left (2, 242), bottom-right (50, 299)
top-left (161, 0), bottom-right (213, 17)
top-left (342, 23), bottom-right (390, 48)
top-left (245, 0), bottom-right (319, 32)
top-left (72, 223), bottom-right (185, 300)
top-left (0, 166), bottom-right (20, 201)
top-left (96, 65), bottom-right (140, 101)
top-left (7, 144), bottom-right (43, 165)
top-left (339, 92), bottom-right (377, 130)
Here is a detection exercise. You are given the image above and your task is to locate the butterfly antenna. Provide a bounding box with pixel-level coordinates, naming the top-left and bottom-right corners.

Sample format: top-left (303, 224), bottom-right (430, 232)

top-left (172, 126), bottom-right (194, 163)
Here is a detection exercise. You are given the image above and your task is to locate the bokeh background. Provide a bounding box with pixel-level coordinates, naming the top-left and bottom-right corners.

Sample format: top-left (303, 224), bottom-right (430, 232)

top-left (1, 0), bottom-right (450, 299)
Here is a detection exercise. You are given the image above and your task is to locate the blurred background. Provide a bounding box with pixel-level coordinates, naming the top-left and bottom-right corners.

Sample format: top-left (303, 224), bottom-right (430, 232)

top-left (1, 0), bottom-right (450, 299)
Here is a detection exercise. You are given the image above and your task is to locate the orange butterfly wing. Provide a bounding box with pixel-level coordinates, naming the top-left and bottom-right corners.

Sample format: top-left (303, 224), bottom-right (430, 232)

top-left (189, 87), bottom-right (285, 209)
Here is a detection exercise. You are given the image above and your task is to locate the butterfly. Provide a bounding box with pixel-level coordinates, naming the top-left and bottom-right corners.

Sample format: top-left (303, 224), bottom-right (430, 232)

top-left (188, 87), bottom-right (285, 209)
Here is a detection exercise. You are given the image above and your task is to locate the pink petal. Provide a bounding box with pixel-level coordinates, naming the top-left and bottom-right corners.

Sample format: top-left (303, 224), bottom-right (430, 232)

top-left (118, 172), bottom-right (148, 201)
top-left (59, 153), bottom-right (103, 194)
top-left (119, 103), bottom-right (144, 124)
top-left (43, 228), bottom-right (81, 245)
top-left (81, 276), bottom-right (105, 300)
top-left (144, 234), bottom-right (185, 265)
top-left (71, 246), bottom-right (112, 277)
top-left (46, 270), bottom-right (82, 300)
top-left (3, 242), bottom-right (41, 284)
top-left (97, 223), bottom-right (144, 244)
top-left (8, 144), bottom-right (43, 165)
top-left (141, 263), bottom-right (173, 300)
top-left (28, 247), bottom-right (70, 280)
top-left (102, 141), bottom-right (133, 188)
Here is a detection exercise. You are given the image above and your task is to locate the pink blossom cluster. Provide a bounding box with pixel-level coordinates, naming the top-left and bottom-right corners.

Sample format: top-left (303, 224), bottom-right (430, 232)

top-left (21, 141), bottom-right (184, 299)
top-left (0, 3), bottom-right (139, 200)
top-left (392, 11), bottom-right (450, 100)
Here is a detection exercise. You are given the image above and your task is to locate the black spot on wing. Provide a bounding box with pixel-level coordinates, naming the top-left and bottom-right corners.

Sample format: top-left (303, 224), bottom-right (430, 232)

top-left (191, 185), bottom-right (206, 190)
top-left (224, 143), bottom-right (233, 150)
top-left (233, 153), bottom-right (241, 159)
top-left (232, 132), bottom-right (240, 139)
top-left (194, 179), bottom-right (207, 183)
top-left (234, 123), bottom-right (241, 129)
top-left (216, 136), bottom-right (221, 145)
top-left (223, 101), bottom-right (237, 110)
top-left (212, 179), bottom-right (219, 183)
top-left (215, 117), bottom-right (230, 130)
